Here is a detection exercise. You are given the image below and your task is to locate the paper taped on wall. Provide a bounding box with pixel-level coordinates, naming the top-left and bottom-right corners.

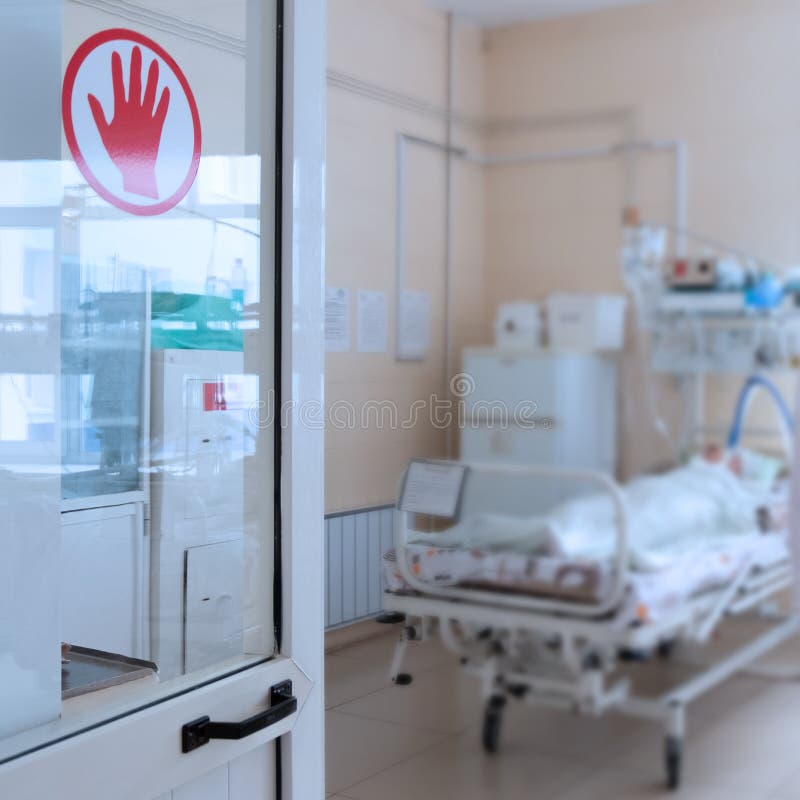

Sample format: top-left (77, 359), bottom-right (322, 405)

top-left (358, 290), bottom-right (388, 353)
top-left (325, 286), bottom-right (350, 352)
top-left (397, 289), bottom-right (431, 360)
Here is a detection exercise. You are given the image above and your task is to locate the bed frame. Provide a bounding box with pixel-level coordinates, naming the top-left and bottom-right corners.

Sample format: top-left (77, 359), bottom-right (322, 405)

top-left (383, 461), bottom-right (798, 790)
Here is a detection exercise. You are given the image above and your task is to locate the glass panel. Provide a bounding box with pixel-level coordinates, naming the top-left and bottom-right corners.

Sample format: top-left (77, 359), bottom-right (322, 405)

top-left (0, 0), bottom-right (277, 762)
top-left (60, 257), bottom-right (147, 500)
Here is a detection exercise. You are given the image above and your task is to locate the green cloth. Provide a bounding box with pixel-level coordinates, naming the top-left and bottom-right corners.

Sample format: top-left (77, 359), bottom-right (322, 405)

top-left (151, 292), bottom-right (243, 352)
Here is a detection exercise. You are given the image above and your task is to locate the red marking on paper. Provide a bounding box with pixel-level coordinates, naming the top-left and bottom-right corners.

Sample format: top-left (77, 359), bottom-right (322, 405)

top-left (203, 382), bottom-right (227, 412)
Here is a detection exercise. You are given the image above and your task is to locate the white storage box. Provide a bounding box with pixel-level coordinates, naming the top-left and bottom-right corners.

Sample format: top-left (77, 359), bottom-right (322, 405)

top-left (546, 293), bottom-right (627, 351)
top-left (494, 302), bottom-right (542, 350)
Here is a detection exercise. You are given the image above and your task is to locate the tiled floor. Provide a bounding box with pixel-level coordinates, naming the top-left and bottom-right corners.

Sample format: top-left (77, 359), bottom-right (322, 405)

top-left (325, 619), bottom-right (800, 799)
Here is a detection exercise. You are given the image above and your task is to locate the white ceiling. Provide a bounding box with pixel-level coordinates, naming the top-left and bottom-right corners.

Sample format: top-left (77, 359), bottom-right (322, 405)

top-left (428, 0), bottom-right (663, 28)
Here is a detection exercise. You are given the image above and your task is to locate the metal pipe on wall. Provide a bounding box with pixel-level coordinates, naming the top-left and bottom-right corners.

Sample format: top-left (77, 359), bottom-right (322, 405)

top-left (444, 12), bottom-right (456, 458)
top-left (613, 139), bottom-right (689, 257)
top-left (329, 65), bottom-right (636, 139)
top-left (463, 145), bottom-right (619, 167)
top-left (674, 140), bottom-right (689, 256)
top-left (394, 135), bottom-right (689, 436)
top-left (394, 133), bottom-right (406, 359)
top-left (394, 132), bottom-right (466, 369)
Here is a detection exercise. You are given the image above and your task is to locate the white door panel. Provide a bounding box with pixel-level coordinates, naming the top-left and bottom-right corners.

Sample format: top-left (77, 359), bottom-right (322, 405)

top-left (155, 743), bottom-right (274, 800)
top-left (0, 658), bottom-right (309, 799)
top-left (228, 744), bottom-right (276, 800)
top-left (172, 764), bottom-right (228, 800)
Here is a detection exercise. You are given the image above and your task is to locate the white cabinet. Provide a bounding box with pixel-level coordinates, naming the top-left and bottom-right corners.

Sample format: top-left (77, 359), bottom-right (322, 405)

top-left (184, 540), bottom-right (245, 673)
top-left (60, 503), bottom-right (147, 657)
top-left (460, 348), bottom-right (617, 515)
top-left (150, 349), bottom-right (252, 680)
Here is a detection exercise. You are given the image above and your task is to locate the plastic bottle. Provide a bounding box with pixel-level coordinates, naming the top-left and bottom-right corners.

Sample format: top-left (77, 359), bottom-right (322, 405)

top-left (231, 257), bottom-right (246, 312)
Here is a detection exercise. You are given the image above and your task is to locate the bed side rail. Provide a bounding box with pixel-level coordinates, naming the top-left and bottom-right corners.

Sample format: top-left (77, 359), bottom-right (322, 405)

top-left (392, 460), bottom-right (630, 619)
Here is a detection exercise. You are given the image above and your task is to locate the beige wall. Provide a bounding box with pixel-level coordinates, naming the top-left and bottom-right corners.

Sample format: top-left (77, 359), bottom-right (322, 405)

top-left (327, 0), bottom-right (799, 512)
top-left (326, 0), bottom-right (487, 512)
top-left (483, 0), bottom-right (800, 474)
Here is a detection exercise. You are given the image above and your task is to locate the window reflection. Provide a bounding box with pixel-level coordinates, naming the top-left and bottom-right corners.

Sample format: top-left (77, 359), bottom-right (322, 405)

top-left (1, 0), bottom-right (275, 757)
top-left (60, 260), bottom-right (146, 499)
top-left (0, 161), bottom-right (62, 741)
top-left (1, 152), bottom-right (268, 743)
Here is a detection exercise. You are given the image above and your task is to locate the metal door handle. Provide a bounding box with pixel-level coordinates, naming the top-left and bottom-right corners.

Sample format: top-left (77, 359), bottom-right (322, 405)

top-left (182, 680), bottom-right (297, 753)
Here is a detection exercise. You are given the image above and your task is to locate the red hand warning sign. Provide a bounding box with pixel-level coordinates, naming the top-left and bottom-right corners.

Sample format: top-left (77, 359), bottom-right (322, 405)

top-left (62, 28), bottom-right (201, 216)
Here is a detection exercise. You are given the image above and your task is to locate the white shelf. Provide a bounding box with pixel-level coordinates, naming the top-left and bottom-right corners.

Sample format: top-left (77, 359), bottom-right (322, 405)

top-left (650, 308), bottom-right (800, 374)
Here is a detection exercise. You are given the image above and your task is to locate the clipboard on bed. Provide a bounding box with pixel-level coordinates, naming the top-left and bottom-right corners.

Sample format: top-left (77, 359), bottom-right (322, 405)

top-left (399, 460), bottom-right (468, 520)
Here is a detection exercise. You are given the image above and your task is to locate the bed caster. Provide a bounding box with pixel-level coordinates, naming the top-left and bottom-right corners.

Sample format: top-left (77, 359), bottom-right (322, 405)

top-left (394, 673), bottom-right (413, 686)
top-left (619, 648), bottom-right (649, 663)
top-left (664, 736), bottom-right (682, 791)
top-left (658, 640), bottom-right (677, 660)
top-left (404, 625), bottom-right (419, 641)
top-left (482, 696), bottom-right (506, 755)
top-left (376, 612), bottom-right (405, 625)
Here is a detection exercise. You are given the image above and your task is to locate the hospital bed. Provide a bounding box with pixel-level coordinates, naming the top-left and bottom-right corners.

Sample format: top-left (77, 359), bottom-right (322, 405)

top-left (381, 454), bottom-right (798, 791)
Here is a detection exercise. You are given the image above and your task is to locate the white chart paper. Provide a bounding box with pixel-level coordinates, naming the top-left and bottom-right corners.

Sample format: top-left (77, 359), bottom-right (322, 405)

top-left (325, 286), bottom-right (350, 352)
top-left (358, 290), bottom-right (388, 353)
top-left (397, 289), bottom-right (431, 360)
top-left (400, 461), bottom-right (467, 518)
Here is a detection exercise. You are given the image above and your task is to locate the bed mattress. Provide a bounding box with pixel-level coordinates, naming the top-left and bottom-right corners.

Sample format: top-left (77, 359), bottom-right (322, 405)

top-left (382, 532), bottom-right (789, 624)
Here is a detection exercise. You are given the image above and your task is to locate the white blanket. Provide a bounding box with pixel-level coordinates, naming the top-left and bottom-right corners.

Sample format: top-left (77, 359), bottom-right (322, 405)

top-left (411, 457), bottom-right (782, 573)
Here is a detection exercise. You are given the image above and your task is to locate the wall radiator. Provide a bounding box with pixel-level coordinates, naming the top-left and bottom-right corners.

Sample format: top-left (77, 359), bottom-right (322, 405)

top-left (325, 505), bottom-right (394, 629)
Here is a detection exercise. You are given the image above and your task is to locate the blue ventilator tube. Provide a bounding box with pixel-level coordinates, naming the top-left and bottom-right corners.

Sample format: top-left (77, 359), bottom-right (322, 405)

top-left (727, 375), bottom-right (794, 450)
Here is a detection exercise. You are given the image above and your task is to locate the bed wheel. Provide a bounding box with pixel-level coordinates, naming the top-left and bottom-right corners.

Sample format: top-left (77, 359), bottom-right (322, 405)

top-left (376, 612), bottom-right (405, 625)
top-left (482, 696), bottom-right (505, 755)
top-left (658, 640), bottom-right (676, 660)
top-left (664, 736), bottom-right (682, 791)
top-left (394, 673), bottom-right (413, 686)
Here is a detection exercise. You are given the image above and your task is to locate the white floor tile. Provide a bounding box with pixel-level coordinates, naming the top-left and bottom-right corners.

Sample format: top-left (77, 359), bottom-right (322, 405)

top-left (331, 629), bottom-right (453, 673)
top-left (326, 631), bottom-right (455, 710)
top-left (458, 700), bottom-right (652, 767)
top-left (333, 661), bottom-right (482, 734)
top-left (554, 765), bottom-right (758, 800)
top-left (325, 621), bottom-right (797, 799)
top-left (771, 766), bottom-right (800, 800)
top-left (325, 709), bottom-right (449, 795)
top-left (325, 653), bottom-right (393, 710)
top-left (341, 731), bottom-right (593, 800)
top-left (667, 684), bottom-right (800, 797)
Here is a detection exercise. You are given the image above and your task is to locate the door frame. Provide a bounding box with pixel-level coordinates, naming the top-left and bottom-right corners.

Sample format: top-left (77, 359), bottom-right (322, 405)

top-left (0, 0), bottom-right (326, 795)
top-left (275, 0), bottom-right (326, 795)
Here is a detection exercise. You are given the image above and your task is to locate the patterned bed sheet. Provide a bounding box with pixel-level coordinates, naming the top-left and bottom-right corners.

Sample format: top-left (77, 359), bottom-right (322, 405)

top-left (382, 531), bottom-right (789, 625)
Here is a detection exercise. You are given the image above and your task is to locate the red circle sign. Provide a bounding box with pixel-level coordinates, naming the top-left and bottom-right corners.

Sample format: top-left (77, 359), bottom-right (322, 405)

top-left (62, 28), bottom-right (202, 216)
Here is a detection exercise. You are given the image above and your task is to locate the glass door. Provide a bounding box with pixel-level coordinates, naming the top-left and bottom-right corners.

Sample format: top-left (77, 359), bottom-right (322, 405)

top-left (0, 3), bottom-right (326, 786)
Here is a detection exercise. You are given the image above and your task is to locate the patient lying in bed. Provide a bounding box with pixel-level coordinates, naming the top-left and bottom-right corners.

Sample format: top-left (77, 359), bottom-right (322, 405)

top-left (545, 447), bottom-right (787, 570)
top-left (409, 448), bottom-right (787, 574)
top-left (383, 447), bottom-right (790, 618)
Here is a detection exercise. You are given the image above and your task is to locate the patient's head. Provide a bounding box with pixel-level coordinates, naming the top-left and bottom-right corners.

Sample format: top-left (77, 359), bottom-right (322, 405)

top-left (701, 443), bottom-right (743, 476)
top-left (702, 443), bottom-right (725, 463)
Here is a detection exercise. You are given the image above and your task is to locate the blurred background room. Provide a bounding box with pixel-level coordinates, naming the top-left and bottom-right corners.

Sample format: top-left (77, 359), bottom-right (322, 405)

top-left (323, 1), bottom-right (800, 798)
